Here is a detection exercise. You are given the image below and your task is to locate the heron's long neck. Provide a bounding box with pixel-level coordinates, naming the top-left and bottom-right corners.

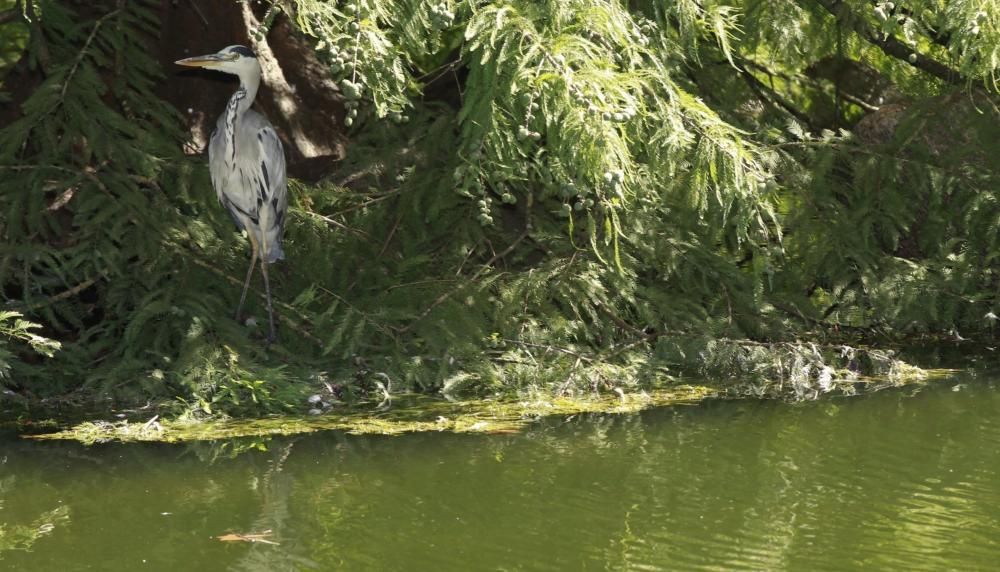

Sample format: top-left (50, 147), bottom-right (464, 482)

top-left (223, 67), bottom-right (260, 163)
top-left (229, 67), bottom-right (260, 116)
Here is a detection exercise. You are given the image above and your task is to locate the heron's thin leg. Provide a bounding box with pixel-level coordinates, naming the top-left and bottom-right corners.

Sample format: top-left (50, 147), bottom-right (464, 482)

top-left (236, 233), bottom-right (259, 322)
top-left (261, 259), bottom-right (277, 343)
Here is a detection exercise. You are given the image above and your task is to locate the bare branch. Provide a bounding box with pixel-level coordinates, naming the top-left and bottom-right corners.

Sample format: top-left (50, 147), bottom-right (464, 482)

top-left (810, 0), bottom-right (961, 84)
top-left (736, 60), bottom-right (813, 124)
top-left (0, 8), bottom-right (18, 25)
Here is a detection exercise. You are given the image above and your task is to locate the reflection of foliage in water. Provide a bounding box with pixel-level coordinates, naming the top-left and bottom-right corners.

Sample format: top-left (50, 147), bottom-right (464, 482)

top-left (4, 380), bottom-right (1000, 570)
top-left (229, 440), bottom-right (326, 572)
top-left (0, 505), bottom-right (70, 555)
top-left (185, 437), bottom-right (273, 465)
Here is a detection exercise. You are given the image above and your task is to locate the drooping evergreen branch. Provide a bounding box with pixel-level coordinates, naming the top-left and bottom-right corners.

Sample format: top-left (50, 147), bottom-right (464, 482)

top-left (58, 8), bottom-right (120, 101)
top-left (24, 0), bottom-right (49, 73)
top-left (808, 0), bottom-right (961, 84)
top-left (399, 230), bottom-right (529, 335)
top-left (5, 0), bottom-right (997, 409)
top-left (8, 276), bottom-right (103, 311)
top-left (499, 338), bottom-right (594, 362)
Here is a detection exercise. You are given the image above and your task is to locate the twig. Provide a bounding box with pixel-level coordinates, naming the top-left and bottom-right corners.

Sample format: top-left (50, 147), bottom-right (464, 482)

top-left (413, 58), bottom-right (463, 82)
top-left (301, 209), bottom-right (369, 237)
top-left (595, 305), bottom-right (645, 337)
top-left (314, 285), bottom-right (395, 337)
top-left (377, 214), bottom-right (401, 258)
top-left (737, 61), bottom-right (812, 124)
top-left (837, 89), bottom-right (880, 113)
top-left (60, 9), bottom-right (121, 100)
top-left (500, 338), bottom-right (593, 362)
top-left (453, 241), bottom-right (478, 277)
top-left (28, 276), bottom-right (100, 309)
top-left (3, 275), bottom-right (103, 312)
top-left (186, 0), bottom-right (210, 30)
top-left (602, 333), bottom-right (658, 360)
top-left (326, 189), bottom-right (402, 217)
top-left (385, 278), bottom-right (458, 292)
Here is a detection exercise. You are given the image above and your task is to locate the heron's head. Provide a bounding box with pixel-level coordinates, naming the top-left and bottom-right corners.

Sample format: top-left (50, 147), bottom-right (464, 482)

top-left (175, 45), bottom-right (259, 77)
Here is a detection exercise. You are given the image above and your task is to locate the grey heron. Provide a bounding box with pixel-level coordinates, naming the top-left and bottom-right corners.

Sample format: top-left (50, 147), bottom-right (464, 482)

top-left (175, 45), bottom-right (287, 343)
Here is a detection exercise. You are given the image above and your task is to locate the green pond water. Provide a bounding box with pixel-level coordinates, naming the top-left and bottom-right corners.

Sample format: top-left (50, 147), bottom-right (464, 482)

top-left (3, 372), bottom-right (1000, 570)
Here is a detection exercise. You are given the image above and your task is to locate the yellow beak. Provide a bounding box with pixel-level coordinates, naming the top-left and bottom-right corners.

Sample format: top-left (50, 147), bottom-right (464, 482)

top-left (174, 54), bottom-right (228, 68)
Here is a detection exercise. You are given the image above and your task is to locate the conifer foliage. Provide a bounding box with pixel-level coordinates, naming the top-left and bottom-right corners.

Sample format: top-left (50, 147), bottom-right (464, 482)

top-left (1, 0), bottom-right (999, 413)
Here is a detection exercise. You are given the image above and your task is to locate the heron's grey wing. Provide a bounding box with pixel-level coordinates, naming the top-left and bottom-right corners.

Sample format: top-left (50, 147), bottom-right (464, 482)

top-left (207, 120), bottom-right (257, 234)
top-left (255, 121), bottom-right (288, 227)
top-left (206, 111), bottom-right (287, 262)
top-left (207, 124), bottom-right (239, 224)
top-left (243, 114), bottom-right (288, 262)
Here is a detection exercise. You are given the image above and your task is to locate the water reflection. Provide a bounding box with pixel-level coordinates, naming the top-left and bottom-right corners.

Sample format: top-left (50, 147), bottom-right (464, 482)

top-left (1, 376), bottom-right (1000, 570)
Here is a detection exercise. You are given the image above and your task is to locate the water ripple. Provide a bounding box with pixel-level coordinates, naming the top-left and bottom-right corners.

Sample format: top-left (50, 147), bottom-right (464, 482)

top-left (3, 377), bottom-right (1000, 570)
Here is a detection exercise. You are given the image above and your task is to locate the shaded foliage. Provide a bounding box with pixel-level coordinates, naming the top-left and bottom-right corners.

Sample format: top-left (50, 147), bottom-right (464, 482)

top-left (1, 0), bottom-right (999, 414)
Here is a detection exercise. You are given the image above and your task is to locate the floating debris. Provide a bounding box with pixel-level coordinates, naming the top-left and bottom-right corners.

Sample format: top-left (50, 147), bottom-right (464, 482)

top-left (216, 530), bottom-right (279, 545)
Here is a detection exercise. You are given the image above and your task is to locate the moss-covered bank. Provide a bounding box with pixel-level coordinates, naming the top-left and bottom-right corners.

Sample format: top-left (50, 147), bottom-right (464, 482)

top-left (21, 360), bottom-right (953, 444)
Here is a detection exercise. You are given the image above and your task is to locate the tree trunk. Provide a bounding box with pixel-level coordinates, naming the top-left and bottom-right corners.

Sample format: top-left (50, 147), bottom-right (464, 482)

top-left (0, 1), bottom-right (345, 180)
top-left (156, 1), bottom-right (347, 181)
